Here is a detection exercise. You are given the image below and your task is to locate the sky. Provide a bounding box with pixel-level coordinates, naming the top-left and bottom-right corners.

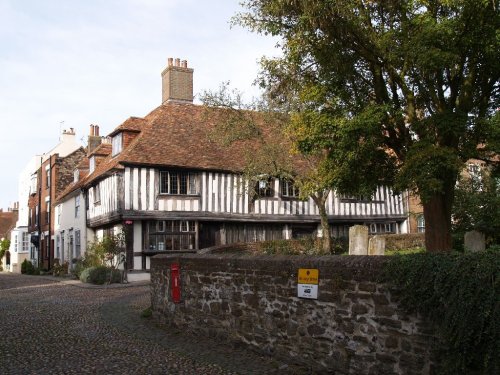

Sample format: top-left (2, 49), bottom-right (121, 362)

top-left (0, 0), bottom-right (280, 210)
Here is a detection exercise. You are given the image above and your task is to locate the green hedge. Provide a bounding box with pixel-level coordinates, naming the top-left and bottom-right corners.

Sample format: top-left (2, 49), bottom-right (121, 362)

top-left (383, 250), bottom-right (499, 374)
top-left (79, 266), bottom-right (122, 285)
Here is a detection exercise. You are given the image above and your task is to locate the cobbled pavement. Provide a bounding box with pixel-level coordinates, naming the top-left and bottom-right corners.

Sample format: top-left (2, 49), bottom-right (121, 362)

top-left (0, 273), bottom-right (296, 375)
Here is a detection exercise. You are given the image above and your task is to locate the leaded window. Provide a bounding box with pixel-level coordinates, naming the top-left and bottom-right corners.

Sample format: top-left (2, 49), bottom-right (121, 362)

top-left (144, 220), bottom-right (196, 251)
top-left (159, 171), bottom-right (197, 195)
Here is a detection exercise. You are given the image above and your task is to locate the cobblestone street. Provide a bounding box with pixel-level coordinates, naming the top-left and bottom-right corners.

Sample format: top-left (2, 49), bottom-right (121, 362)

top-left (0, 274), bottom-right (288, 375)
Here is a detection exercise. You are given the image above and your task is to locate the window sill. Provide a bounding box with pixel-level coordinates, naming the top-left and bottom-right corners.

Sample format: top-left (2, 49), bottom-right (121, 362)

top-left (158, 194), bottom-right (200, 198)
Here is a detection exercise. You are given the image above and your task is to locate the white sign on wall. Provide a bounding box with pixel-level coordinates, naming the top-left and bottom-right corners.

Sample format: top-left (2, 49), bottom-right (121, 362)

top-left (297, 284), bottom-right (318, 299)
top-left (297, 268), bottom-right (319, 300)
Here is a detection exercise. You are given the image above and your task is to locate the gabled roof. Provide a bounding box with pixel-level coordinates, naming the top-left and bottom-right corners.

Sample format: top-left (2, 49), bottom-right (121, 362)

top-left (109, 116), bottom-right (146, 137)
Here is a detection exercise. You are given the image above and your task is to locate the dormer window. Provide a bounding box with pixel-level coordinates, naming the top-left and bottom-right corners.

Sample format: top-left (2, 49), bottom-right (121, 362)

top-left (89, 156), bottom-right (95, 173)
top-left (112, 133), bottom-right (123, 156)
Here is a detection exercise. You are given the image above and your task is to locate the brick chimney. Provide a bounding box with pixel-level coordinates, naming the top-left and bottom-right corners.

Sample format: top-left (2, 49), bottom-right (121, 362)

top-left (161, 57), bottom-right (194, 104)
top-left (87, 124), bottom-right (102, 155)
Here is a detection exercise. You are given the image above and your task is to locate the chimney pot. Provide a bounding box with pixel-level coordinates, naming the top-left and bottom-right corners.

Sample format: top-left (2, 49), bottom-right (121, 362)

top-left (168, 57), bottom-right (173, 66)
top-left (90, 124), bottom-right (95, 136)
top-left (162, 57), bottom-right (194, 104)
top-left (95, 125), bottom-right (99, 136)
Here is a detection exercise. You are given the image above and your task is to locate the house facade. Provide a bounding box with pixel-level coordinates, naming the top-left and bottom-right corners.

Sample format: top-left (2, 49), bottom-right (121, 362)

top-left (0, 205), bottom-right (19, 272)
top-left (27, 129), bottom-right (86, 270)
top-left (5, 155), bottom-right (39, 273)
top-left (63, 58), bottom-right (409, 272)
top-left (53, 126), bottom-right (103, 268)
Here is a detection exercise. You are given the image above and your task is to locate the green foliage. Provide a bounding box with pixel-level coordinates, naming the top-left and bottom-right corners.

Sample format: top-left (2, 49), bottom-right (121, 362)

top-left (79, 232), bottom-right (126, 283)
top-left (86, 232), bottom-right (126, 270)
top-left (384, 247), bottom-right (425, 256)
top-left (383, 251), bottom-right (499, 374)
top-left (0, 238), bottom-right (10, 268)
top-left (258, 236), bottom-right (347, 255)
top-left (235, 0), bottom-right (500, 251)
top-left (452, 170), bottom-right (500, 246)
top-left (21, 259), bottom-right (35, 275)
top-left (20, 259), bottom-right (39, 275)
top-left (52, 261), bottom-right (69, 277)
top-left (141, 306), bottom-right (153, 319)
top-left (79, 266), bottom-right (122, 285)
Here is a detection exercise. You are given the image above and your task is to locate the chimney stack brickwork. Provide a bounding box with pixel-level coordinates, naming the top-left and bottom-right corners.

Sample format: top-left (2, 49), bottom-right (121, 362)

top-left (161, 57), bottom-right (194, 104)
top-left (87, 124), bottom-right (103, 155)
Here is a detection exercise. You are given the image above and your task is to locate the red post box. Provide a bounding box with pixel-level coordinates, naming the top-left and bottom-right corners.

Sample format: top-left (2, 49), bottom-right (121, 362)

top-left (170, 263), bottom-right (181, 303)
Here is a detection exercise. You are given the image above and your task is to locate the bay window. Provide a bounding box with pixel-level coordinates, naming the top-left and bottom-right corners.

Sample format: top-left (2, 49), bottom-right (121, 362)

top-left (144, 220), bottom-right (195, 251)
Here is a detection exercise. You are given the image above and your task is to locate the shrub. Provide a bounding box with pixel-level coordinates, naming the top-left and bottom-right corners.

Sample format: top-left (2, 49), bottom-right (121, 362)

top-left (383, 251), bottom-right (499, 374)
top-left (79, 266), bottom-right (122, 285)
top-left (257, 236), bottom-right (348, 255)
top-left (52, 262), bottom-right (69, 277)
top-left (21, 259), bottom-right (36, 275)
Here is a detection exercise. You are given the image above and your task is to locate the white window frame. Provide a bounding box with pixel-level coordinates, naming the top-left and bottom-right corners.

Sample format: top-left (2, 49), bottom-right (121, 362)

top-left (75, 196), bottom-right (80, 218)
top-left (159, 171), bottom-right (197, 195)
top-left (22, 232), bottom-right (29, 252)
top-left (417, 215), bottom-right (425, 233)
top-left (112, 133), bottom-right (123, 156)
top-left (89, 156), bottom-right (95, 173)
top-left (94, 185), bottom-right (101, 205)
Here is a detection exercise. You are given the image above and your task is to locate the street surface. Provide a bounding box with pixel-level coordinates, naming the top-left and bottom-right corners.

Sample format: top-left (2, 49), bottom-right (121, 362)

top-left (0, 274), bottom-right (290, 374)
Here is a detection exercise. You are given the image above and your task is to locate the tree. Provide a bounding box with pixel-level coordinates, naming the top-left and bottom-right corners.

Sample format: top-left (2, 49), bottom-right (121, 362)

top-left (201, 83), bottom-right (334, 253)
top-left (86, 232), bottom-right (126, 283)
top-left (0, 238), bottom-right (10, 269)
top-left (452, 167), bottom-right (500, 246)
top-left (235, 0), bottom-right (500, 252)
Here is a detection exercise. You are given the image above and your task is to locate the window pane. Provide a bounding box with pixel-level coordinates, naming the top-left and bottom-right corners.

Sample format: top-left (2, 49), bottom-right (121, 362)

top-left (170, 173), bottom-right (178, 194)
top-left (179, 173), bottom-right (188, 194)
top-left (189, 173), bottom-right (196, 194)
top-left (160, 171), bottom-right (168, 194)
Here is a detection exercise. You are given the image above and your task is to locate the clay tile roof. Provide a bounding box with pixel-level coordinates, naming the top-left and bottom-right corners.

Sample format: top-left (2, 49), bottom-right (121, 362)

top-left (89, 142), bottom-right (112, 157)
top-left (83, 102), bottom-right (303, 187)
top-left (118, 103), bottom-right (274, 171)
top-left (109, 116), bottom-right (146, 136)
top-left (0, 211), bottom-right (18, 240)
top-left (76, 158), bottom-right (89, 169)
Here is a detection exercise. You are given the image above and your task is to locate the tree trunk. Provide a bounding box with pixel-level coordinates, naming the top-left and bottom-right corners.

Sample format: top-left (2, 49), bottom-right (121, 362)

top-left (422, 193), bottom-right (454, 252)
top-left (312, 191), bottom-right (331, 254)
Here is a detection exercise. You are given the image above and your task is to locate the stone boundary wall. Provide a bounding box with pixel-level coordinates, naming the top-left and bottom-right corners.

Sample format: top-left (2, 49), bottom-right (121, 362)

top-left (151, 254), bottom-right (438, 374)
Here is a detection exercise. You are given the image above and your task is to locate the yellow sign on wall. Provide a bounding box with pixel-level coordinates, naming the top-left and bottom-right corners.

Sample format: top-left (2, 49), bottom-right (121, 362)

top-left (298, 268), bottom-right (319, 285)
